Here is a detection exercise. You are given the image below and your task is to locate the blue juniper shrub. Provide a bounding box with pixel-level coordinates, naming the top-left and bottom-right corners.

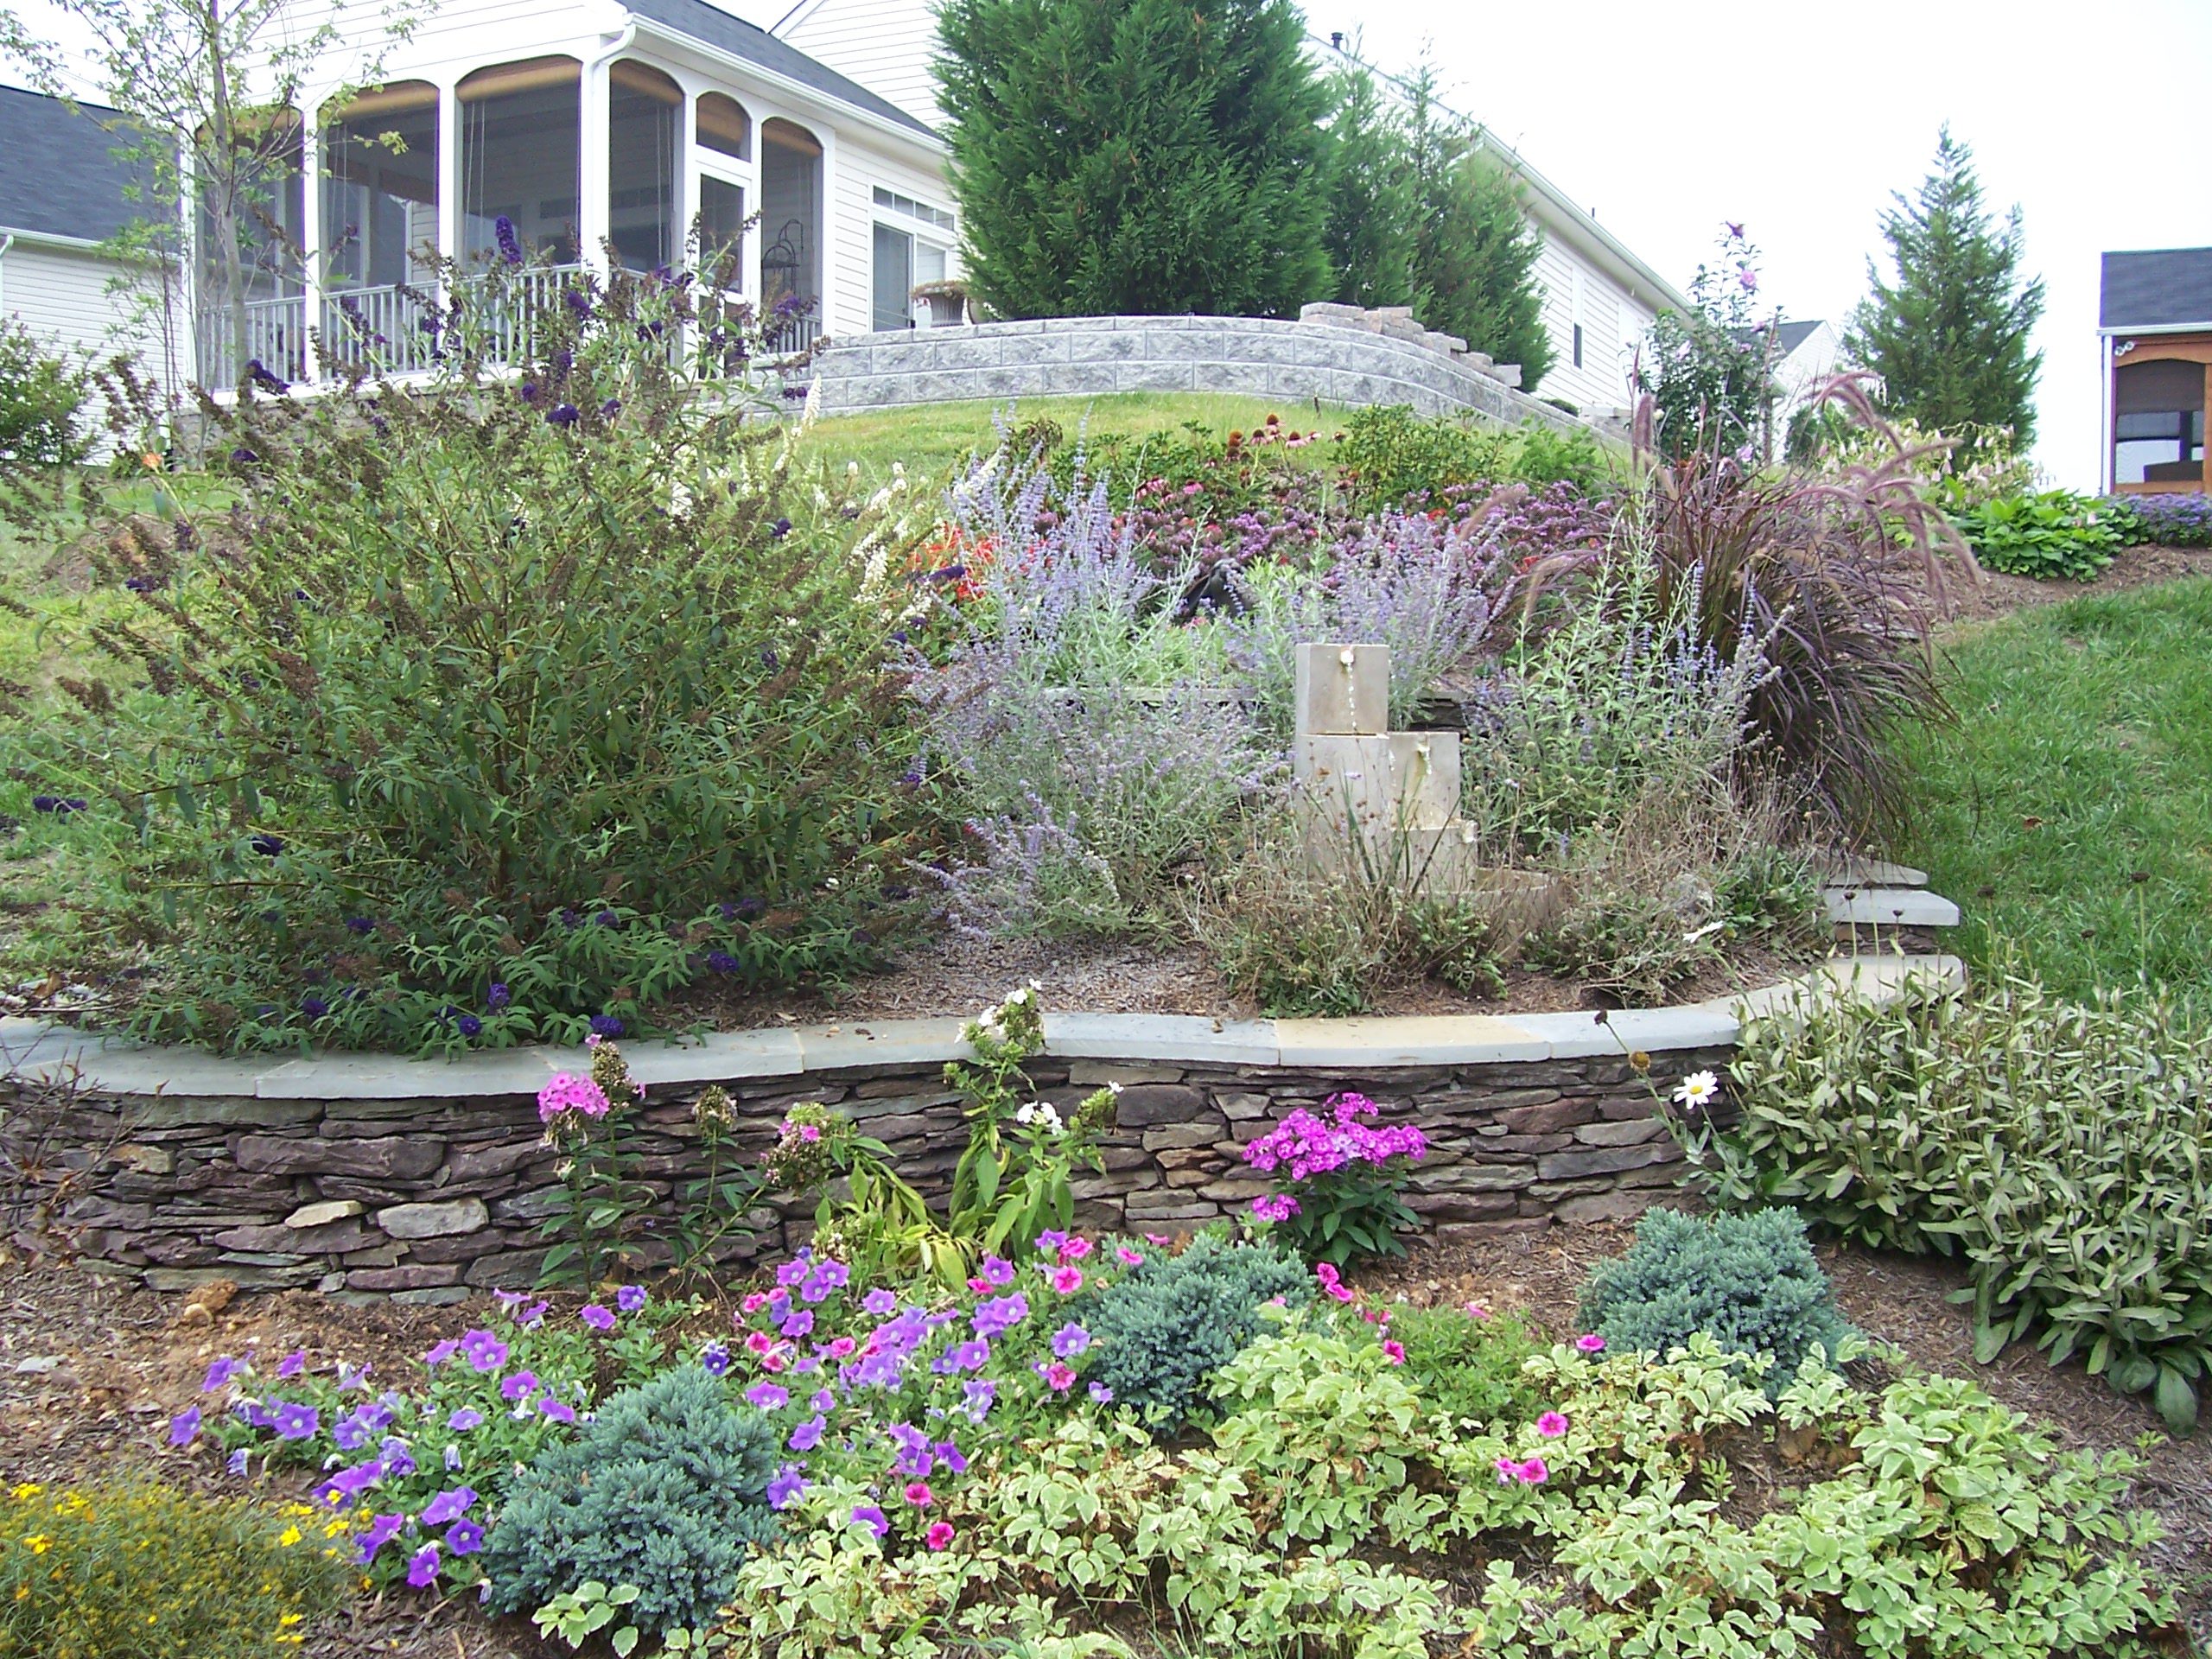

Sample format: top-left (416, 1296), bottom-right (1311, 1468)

top-left (1578, 1206), bottom-right (1853, 1397)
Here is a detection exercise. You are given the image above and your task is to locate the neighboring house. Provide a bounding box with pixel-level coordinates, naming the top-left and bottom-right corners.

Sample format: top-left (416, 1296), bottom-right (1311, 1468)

top-left (1732, 316), bottom-right (1844, 457)
top-left (755, 3), bottom-right (1687, 407)
top-left (2099, 246), bottom-right (2211, 494)
top-left (0, 85), bottom-right (170, 382)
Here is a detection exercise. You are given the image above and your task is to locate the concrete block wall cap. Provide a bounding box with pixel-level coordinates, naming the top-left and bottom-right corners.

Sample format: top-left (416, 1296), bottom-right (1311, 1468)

top-left (255, 1048), bottom-right (567, 1101)
top-left (1273, 1014), bottom-right (1552, 1066)
top-left (1821, 855), bottom-right (1929, 887)
top-left (1822, 887), bottom-right (1961, 926)
top-left (1040, 1012), bottom-right (1281, 1065)
top-left (625, 1027), bottom-right (805, 1084)
top-left (1529, 1005), bottom-right (1741, 1059)
top-left (795, 1017), bottom-right (972, 1072)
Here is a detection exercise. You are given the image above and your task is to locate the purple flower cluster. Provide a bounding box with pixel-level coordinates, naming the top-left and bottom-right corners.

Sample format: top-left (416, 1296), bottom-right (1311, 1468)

top-left (1242, 1091), bottom-right (1427, 1182)
top-left (2104, 492), bottom-right (2212, 549)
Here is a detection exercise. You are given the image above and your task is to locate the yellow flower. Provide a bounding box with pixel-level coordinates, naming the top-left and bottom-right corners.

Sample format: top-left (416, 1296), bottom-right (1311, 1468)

top-left (22, 1535), bottom-right (50, 1554)
top-left (10, 1484), bottom-right (41, 1501)
top-left (280, 1612), bottom-right (304, 1627)
top-left (322, 1517), bottom-right (349, 1538)
top-left (277, 1525), bottom-right (302, 1548)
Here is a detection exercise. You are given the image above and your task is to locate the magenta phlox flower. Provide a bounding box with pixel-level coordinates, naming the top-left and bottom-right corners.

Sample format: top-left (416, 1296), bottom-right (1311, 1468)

top-left (537, 1072), bottom-right (610, 1123)
top-left (1251, 1193), bottom-right (1299, 1223)
top-left (1240, 1092), bottom-right (1425, 1182)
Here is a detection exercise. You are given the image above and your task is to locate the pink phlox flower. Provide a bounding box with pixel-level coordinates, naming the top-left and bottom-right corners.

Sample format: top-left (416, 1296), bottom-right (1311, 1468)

top-left (537, 1073), bottom-right (610, 1124)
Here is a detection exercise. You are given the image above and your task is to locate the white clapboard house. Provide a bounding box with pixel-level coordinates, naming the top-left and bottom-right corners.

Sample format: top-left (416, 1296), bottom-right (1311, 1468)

top-left (4, 0), bottom-right (1686, 410)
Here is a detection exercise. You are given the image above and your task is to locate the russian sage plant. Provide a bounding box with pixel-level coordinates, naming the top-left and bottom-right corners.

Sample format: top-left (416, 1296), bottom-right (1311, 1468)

top-left (912, 459), bottom-right (1283, 938)
top-left (1226, 510), bottom-right (1518, 733)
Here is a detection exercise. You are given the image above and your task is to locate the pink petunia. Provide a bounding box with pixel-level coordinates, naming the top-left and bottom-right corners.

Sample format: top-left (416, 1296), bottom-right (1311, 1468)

top-left (904, 1481), bottom-right (933, 1506)
top-left (1537, 1412), bottom-right (1569, 1438)
top-left (1115, 1247), bottom-right (1144, 1267)
top-left (1516, 1457), bottom-right (1549, 1484)
top-left (1043, 1362), bottom-right (1077, 1392)
top-left (1058, 1236), bottom-right (1092, 1261)
top-left (1464, 1302), bottom-right (1491, 1320)
top-left (1493, 1456), bottom-right (1519, 1484)
top-left (1576, 1334), bottom-right (1606, 1355)
top-left (1049, 1266), bottom-right (1083, 1294)
top-left (925, 1521), bottom-right (955, 1551)
top-left (1381, 1340), bottom-right (1406, 1364)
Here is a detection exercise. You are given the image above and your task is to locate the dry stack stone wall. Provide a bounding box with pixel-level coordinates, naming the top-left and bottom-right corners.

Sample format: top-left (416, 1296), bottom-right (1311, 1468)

top-left (55, 1047), bottom-right (1727, 1303)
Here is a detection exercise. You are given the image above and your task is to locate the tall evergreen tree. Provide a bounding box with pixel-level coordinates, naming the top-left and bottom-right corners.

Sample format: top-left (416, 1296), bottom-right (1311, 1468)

top-left (1401, 67), bottom-right (1552, 392)
top-left (1319, 59), bottom-right (1415, 309)
top-left (1847, 128), bottom-right (2045, 443)
top-left (935, 0), bottom-right (1332, 319)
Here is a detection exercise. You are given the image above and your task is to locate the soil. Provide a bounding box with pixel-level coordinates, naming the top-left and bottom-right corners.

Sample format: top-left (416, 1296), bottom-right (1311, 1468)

top-left (1929, 539), bottom-right (2212, 629)
top-left (6, 1217), bottom-right (2209, 1656)
top-left (664, 930), bottom-right (1822, 1030)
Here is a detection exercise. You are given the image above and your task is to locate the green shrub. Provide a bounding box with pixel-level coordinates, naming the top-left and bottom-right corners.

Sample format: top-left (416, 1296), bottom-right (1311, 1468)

top-left (480, 1365), bottom-right (781, 1632)
top-left (1387, 1302), bottom-right (1544, 1426)
top-left (1709, 973), bottom-right (2212, 1430)
top-left (1337, 404), bottom-right (1510, 505)
top-left (1949, 487), bottom-right (2126, 581)
top-left (0, 319), bottom-right (86, 471)
top-left (1508, 422), bottom-right (1609, 496)
top-left (7, 251), bottom-right (913, 1052)
top-left (1578, 1207), bottom-right (1853, 1396)
top-left (1077, 1231), bottom-right (1312, 1431)
top-left (0, 1481), bottom-right (346, 1659)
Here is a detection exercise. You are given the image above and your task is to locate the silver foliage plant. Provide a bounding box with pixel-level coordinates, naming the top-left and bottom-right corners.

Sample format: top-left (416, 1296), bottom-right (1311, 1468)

top-left (912, 455), bottom-right (1285, 938)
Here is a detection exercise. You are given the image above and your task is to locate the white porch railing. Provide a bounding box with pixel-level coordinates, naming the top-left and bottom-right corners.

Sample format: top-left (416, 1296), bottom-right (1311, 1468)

top-left (320, 283), bottom-right (436, 378)
top-left (195, 295), bottom-right (310, 389)
top-left (762, 314), bottom-right (821, 358)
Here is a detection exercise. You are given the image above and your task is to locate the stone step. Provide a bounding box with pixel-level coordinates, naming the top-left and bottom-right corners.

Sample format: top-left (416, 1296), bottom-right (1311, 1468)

top-left (1823, 887), bottom-right (1960, 927)
top-left (1821, 855), bottom-right (1929, 887)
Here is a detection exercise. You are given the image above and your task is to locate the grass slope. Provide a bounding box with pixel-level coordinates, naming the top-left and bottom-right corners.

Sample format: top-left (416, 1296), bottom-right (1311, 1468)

top-left (1896, 577), bottom-right (2212, 1000)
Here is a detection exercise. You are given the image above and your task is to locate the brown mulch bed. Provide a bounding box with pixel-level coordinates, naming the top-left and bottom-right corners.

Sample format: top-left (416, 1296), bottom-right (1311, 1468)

top-left (1930, 539), bottom-right (2212, 629)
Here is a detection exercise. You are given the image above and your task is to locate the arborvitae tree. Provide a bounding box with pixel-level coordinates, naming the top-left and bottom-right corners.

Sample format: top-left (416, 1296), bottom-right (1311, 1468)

top-left (1320, 59), bottom-right (1415, 310)
top-left (1402, 67), bottom-right (1552, 391)
top-left (1847, 127), bottom-right (2045, 443)
top-left (936, 0), bottom-right (1332, 319)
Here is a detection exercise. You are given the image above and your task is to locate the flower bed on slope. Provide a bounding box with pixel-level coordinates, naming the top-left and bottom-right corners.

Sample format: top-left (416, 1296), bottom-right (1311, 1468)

top-left (0, 1220), bottom-right (2196, 1659)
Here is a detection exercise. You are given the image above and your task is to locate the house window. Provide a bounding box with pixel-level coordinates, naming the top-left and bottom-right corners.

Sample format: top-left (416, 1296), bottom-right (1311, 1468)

top-left (697, 175), bottom-right (745, 285)
top-left (1572, 323), bottom-right (1584, 370)
top-left (873, 221), bottom-right (949, 331)
top-left (2113, 358), bottom-right (2208, 485)
top-left (608, 61), bottom-right (680, 272)
top-left (872, 186), bottom-right (955, 234)
top-left (696, 92), bottom-right (750, 162)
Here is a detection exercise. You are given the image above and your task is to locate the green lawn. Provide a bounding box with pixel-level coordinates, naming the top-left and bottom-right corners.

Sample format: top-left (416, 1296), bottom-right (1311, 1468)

top-left (1894, 577), bottom-right (2212, 1001)
top-left (796, 389), bottom-right (1309, 485)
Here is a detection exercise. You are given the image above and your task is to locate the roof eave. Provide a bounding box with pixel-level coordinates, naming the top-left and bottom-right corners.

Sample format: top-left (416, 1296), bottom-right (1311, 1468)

top-left (2100, 321), bottom-right (2212, 337)
top-left (0, 224), bottom-right (111, 251)
top-left (1469, 134), bottom-right (1689, 315)
top-left (626, 14), bottom-right (944, 152)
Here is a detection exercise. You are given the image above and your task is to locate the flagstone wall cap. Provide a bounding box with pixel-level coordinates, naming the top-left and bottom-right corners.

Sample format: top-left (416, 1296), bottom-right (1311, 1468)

top-left (0, 955), bottom-right (1964, 1101)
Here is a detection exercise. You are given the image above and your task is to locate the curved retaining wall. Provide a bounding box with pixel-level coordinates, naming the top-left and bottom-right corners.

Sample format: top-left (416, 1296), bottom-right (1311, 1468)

top-left (807, 314), bottom-right (1585, 429)
top-left (10, 956), bottom-right (1959, 1302)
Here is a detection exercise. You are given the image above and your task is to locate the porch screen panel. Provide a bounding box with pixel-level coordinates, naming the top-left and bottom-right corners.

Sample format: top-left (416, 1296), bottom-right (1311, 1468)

top-left (609, 60), bottom-right (680, 271)
top-left (459, 58), bottom-right (582, 265)
top-left (323, 84), bottom-right (439, 289)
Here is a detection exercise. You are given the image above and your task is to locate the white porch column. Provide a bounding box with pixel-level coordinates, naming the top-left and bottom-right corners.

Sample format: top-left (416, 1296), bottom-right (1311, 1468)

top-left (299, 107), bottom-right (323, 387)
top-left (437, 82), bottom-right (461, 269)
top-left (580, 55), bottom-right (613, 271)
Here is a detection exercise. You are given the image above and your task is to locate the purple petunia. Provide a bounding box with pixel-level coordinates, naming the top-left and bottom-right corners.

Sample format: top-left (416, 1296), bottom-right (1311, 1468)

top-left (788, 1414), bottom-right (825, 1452)
top-left (746, 1382), bottom-right (790, 1411)
top-left (972, 1292), bottom-right (1029, 1340)
top-left (862, 1288), bottom-right (899, 1318)
top-left (271, 1401), bottom-right (320, 1440)
top-left (445, 1517), bottom-right (485, 1555)
top-left (537, 1395), bottom-right (577, 1425)
top-left (420, 1486), bottom-right (476, 1527)
top-left (448, 1408), bottom-right (485, 1432)
top-left (580, 1304), bottom-right (616, 1332)
top-left (424, 1338), bottom-right (461, 1370)
top-left (767, 1466), bottom-right (805, 1510)
top-left (617, 1284), bottom-right (648, 1314)
top-left (406, 1543), bottom-right (441, 1588)
top-left (201, 1357), bottom-right (246, 1393)
top-left (499, 1370), bottom-right (540, 1402)
top-left (355, 1513), bottom-right (405, 1564)
top-left (1052, 1323), bottom-right (1090, 1359)
top-left (458, 1330), bottom-right (508, 1373)
top-left (701, 1344), bottom-right (732, 1377)
top-left (167, 1407), bottom-right (201, 1446)
top-left (850, 1504), bottom-right (889, 1539)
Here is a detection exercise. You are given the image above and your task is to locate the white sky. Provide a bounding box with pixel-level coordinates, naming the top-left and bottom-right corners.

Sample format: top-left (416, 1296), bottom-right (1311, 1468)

top-left (1333, 0), bottom-right (2212, 488)
top-left (13, 0), bottom-right (2211, 486)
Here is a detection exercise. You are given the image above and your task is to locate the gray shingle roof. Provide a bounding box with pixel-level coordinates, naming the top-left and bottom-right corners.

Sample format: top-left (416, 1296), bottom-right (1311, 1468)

top-left (1773, 319), bottom-right (1824, 356)
top-left (2101, 248), bottom-right (2212, 332)
top-left (0, 84), bottom-right (156, 243)
top-left (624, 0), bottom-right (937, 138)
